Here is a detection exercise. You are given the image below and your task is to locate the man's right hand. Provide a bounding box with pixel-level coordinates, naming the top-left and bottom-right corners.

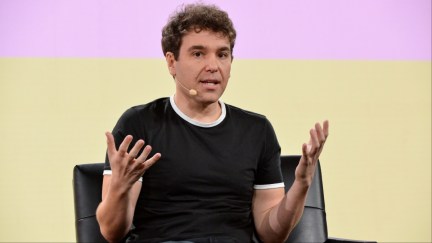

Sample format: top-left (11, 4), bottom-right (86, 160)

top-left (106, 132), bottom-right (161, 188)
top-left (97, 132), bottom-right (161, 242)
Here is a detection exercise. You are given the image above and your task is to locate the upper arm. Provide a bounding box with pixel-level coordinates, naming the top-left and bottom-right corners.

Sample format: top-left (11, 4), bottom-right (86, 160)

top-left (252, 187), bottom-right (285, 235)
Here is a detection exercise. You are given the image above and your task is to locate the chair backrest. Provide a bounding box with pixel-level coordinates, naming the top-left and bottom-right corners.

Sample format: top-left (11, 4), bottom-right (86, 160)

top-left (73, 156), bottom-right (328, 242)
top-left (73, 163), bottom-right (107, 242)
top-left (282, 155), bottom-right (328, 243)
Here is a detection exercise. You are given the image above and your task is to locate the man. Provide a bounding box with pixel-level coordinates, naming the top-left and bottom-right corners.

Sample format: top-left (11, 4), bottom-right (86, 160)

top-left (96, 3), bottom-right (329, 243)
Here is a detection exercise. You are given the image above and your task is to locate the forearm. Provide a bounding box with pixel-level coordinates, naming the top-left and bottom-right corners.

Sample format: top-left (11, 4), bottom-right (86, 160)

top-left (97, 132), bottom-right (159, 242)
top-left (96, 182), bottom-right (135, 242)
top-left (260, 180), bottom-right (309, 243)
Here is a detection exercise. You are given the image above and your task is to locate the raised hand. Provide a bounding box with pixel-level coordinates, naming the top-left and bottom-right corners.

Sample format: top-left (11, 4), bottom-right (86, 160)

top-left (106, 132), bottom-right (161, 187)
top-left (295, 120), bottom-right (329, 186)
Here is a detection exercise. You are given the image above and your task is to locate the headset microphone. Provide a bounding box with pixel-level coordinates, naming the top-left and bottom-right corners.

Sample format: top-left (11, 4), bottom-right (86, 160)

top-left (176, 79), bottom-right (198, 96)
top-left (188, 89), bottom-right (198, 96)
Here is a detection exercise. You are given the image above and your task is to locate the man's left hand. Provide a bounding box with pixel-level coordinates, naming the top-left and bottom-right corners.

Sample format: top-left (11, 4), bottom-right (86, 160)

top-left (295, 120), bottom-right (329, 186)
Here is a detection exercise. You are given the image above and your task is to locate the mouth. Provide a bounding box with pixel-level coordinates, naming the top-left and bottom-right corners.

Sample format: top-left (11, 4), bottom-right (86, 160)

top-left (200, 79), bottom-right (220, 85)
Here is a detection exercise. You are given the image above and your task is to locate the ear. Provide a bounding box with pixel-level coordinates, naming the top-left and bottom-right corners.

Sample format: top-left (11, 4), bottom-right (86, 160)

top-left (165, 52), bottom-right (176, 77)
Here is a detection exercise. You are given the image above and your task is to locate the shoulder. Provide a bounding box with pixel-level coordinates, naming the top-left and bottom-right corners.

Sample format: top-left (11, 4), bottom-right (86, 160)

top-left (224, 103), bottom-right (279, 143)
top-left (114, 97), bottom-right (170, 129)
top-left (121, 97), bottom-right (170, 118)
top-left (128, 97), bottom-right (169, 113)
top-left (225, 103), bottom-right (267, 120)
top-left (225, 103), bottom-right (270, 124)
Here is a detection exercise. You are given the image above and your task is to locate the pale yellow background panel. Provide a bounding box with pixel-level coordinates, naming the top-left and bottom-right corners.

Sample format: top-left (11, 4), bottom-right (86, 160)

top-left (0, 58), bottom-right (430, 242)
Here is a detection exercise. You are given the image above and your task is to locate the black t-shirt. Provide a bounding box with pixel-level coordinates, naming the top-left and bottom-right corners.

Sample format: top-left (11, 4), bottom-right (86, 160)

top-left (104, 97), bottom-right (284, 242)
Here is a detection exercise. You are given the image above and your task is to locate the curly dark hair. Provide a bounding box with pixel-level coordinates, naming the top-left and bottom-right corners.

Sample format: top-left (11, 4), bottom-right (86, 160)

top-left (161, 3), bottom-right (237, 60)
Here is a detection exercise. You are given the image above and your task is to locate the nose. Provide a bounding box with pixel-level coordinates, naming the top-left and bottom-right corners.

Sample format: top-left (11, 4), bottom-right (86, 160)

top-left (205, 55), bottom-right (218, 73)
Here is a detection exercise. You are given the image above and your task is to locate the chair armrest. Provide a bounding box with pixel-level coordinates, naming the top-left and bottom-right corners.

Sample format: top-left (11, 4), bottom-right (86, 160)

top-left (326, 237), bottom-right (377, 243)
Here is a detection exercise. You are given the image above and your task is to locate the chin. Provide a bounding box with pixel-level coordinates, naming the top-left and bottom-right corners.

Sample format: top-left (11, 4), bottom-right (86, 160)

top-left (198, 94), bottom-right (221, 104)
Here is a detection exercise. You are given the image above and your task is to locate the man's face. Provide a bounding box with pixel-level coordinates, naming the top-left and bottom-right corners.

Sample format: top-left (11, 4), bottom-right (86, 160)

top-left (167, 30), bottom-right (232, 104)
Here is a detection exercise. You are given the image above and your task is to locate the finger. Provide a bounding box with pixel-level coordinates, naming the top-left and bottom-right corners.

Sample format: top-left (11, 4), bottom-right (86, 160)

top-left (314, 121), bottom-right (329, 158)
top-left (309, 128), bottom-right (319, 154)
top-left (315, 122), bottom-right (326, 144)
top-left (132, 145), bottom-right (154, 173)
top-left (128, 139), bottom-right (145, 159)
top-left (142, 153), bottom-right (162, 171)
top-left (136, 145), bottom-right (152, 163)
top-left (323, 120), bottom-right (329, 138)
top-left (118, 135), bottom-right (133, 155)
top-left (302, 143), bottom-right (308, 158)
top-left (301, 143), bottom-right (314, 165)
top-left (106, 132), bottom-right (117, 157)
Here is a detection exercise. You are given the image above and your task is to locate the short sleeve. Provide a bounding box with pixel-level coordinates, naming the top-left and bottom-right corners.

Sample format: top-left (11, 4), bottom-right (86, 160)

top-left (254, 119), bottom-right (284, 189)
top-left (103, 107), bottom-right (144, 172)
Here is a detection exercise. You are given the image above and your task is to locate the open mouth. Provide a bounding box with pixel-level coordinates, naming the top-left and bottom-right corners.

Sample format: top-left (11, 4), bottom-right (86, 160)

top-left (200, 80), bottom-right (220, 86)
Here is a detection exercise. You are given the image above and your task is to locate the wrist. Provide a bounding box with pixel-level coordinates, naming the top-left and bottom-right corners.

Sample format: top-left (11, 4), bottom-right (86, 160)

top-left (109, 177), bottom-right (133, 197)
top-left (293, 178), bottom-right (311, 191)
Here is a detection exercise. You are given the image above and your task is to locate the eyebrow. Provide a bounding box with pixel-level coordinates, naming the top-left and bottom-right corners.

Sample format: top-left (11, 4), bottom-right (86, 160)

top-left (218, 46), bottom-right (231, 52)
top-left (187, 45), bottom-right (231, 52)
top-left (188, 45), bottom-right (205, 52)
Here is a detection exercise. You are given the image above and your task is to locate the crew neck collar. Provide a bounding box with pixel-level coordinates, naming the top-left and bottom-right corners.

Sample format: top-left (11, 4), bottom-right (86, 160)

top-left (169, 95), bottom-right (226, 128)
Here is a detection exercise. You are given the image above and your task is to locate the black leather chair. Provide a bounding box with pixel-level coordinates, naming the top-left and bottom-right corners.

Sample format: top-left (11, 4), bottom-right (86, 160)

top-left (73, 156), bottom-right (376, 243)
top-left (278, 156), bottom-right (376, 243)
top-left (73, 162), bottom-right (107, 242)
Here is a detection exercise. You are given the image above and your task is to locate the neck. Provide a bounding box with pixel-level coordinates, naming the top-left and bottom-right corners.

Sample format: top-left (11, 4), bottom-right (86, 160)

top-left (173, 93), bottom-right (221, 123)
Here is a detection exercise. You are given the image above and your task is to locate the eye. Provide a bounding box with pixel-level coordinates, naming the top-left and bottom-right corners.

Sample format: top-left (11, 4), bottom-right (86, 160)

top-left (218, 51), bottom-right (230, 59)
top-left (192, 51), bottom-right (203, 58)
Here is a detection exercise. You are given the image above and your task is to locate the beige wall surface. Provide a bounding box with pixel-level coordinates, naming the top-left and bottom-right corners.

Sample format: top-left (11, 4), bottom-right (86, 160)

top-left (0, 58), bottom-right (430, 242)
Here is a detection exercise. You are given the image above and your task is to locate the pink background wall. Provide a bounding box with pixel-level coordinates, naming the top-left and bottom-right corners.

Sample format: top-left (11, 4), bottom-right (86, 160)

top-left (0, 0), bottom-right (430, 60)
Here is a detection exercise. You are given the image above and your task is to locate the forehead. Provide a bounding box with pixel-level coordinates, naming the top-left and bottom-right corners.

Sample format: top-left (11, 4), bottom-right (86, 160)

top-left (180, 30), bottom-right (230, 49)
